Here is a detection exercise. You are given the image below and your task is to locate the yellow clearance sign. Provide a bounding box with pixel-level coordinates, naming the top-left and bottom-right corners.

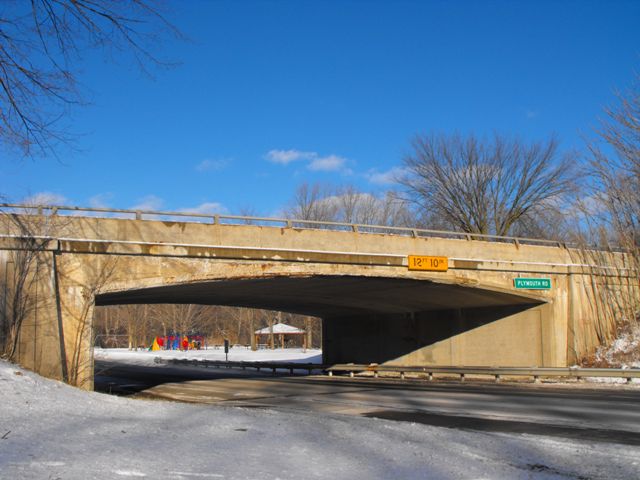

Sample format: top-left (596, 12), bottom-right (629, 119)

top-left (407, 255), bottom-right (448, 272)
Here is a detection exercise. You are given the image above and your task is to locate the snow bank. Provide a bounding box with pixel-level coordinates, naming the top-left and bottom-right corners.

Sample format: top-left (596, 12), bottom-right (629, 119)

top-left (1, 360), bottom-right (639, 479)
top-left (585, 323), bottom-right (640, 384)
top-left (594, 321), bottom-right (640, 369)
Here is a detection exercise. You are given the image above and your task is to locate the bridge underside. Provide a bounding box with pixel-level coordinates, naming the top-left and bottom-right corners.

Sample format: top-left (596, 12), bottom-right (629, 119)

top-left (96, 275), bottom-right (538, 316)
top-left (97, 276), bottom-right (544, 366)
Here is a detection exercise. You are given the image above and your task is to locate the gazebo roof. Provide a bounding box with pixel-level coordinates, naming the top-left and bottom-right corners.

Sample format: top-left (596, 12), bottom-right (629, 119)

top-left (255, 322), bottom-right (305, 335)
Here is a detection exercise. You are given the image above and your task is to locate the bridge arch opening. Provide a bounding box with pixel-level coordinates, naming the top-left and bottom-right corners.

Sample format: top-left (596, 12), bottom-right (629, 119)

top-left (95, 275), bottom-right (545, 367)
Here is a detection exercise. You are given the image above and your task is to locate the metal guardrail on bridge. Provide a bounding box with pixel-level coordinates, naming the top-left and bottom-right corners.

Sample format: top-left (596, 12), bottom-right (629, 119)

top-left (0, 203), bottom-right (572, 249)
top-left (160, 358), bottom-right (639, 384)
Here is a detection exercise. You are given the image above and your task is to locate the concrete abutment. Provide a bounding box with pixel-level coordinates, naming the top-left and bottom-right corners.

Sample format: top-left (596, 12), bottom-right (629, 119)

top-left (322, 303), bottom-right (555, 367)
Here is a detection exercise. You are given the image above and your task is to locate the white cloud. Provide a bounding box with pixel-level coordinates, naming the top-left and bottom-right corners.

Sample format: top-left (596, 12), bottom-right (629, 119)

top-left (525, 109), bottom-right (538, 119)
top-left (266, 148), bottom-right (352, 174)
top-left (265, 149), bottom-right (316, 165)
top-left (308, 154), bottom-right (348, 172)
top-left (21, 192), bottom-right (68, 206)
top-left (366, 167), bottom-right (407, 185)
top-left (196, 158), bottom-right (229, 172)
top-left (179, 202), bottom-right (228, 215)
top-left (88, 193), bottom-right (113, 209)
top-left (130, 195), bottom-right (164, 212)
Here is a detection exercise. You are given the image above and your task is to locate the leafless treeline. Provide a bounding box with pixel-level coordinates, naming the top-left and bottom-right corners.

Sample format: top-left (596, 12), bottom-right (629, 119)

top-left (284, 183), bottom-right (414, 227)
top-left (93, 304), bottom-right (321, 350)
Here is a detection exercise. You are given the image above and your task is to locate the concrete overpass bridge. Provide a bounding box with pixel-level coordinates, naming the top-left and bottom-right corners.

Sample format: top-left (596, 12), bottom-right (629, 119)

top-left (1, 205), bottom-right (636, 389)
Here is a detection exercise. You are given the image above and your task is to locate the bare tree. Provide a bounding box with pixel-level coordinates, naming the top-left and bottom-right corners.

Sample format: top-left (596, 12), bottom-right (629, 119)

top-left (285, 183), bottom-right (339, 222)
top-left (399, 133), bottom-right (577, 237)
top-left (586, 77), bottom-right (640, 254)
top-left (334, 186), bottom-right (412, 227)
top-left (0, 0), bottom-right (179, 158)
top-left (578, 74), bottom-right (640, 346)
top-left (285, 182), bottom-right (413, 228)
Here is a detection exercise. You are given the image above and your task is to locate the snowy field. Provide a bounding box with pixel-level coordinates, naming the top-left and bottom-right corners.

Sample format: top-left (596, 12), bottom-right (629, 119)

top-left (2, 359), bottom-right (640, 479)
top-left (94, 347), bottom-right (323, 366)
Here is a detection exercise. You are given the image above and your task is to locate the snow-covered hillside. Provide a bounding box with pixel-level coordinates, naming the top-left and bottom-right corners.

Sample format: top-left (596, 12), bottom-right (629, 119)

top-left (591, 321), bottom-right (640, 368)
top-left (1, 360), bottom-right (639, 479)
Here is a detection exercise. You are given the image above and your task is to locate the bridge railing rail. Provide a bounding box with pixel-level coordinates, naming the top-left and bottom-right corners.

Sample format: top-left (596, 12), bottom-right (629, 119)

top-left (160, 357), bottom-right (639, 384)
top-left (0, 203), bottom-right (575, 249)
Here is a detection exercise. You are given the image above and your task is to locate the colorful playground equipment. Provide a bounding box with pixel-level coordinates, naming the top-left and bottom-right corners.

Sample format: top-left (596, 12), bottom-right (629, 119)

top-left (151, 334), bottom-right (205, 351)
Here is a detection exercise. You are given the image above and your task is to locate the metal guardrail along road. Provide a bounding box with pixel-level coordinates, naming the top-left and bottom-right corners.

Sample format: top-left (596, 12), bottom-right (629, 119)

top-left (162, 358), bottom-right (325, 375)
top-left (161, 358), bottom-right (639, 384)
top-left (326, 364), bottom-right (640, 383)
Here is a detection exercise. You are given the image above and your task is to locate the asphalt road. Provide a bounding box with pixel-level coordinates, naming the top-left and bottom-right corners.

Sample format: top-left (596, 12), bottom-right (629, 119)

top-left (95, 360), bottom-right (640, 446)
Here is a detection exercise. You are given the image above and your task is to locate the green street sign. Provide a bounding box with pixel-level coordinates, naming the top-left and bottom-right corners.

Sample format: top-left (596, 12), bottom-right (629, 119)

top-left (514, 277), bottom-right (552, 290)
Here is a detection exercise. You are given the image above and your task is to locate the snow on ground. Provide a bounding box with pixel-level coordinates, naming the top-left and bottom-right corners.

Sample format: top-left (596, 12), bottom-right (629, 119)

top-left (94, 347), bottom-right (322, 367)
top-left (1, 359), bottom-right (639, 480)
top-left (594, 322), bottom-right (640, 369)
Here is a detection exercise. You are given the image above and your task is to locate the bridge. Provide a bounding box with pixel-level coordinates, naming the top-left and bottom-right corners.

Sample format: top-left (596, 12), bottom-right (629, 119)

top-left (1, 205), bottom-right (637, 389)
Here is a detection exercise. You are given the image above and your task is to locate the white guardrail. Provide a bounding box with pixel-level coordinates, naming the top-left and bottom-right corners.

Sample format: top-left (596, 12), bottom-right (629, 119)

top-left (162, 358), bottom-right (640, 384)
top-left (0, 203), bottom-right (573, 248)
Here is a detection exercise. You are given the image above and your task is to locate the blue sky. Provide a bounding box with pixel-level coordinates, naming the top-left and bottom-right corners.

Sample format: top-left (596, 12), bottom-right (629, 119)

top-left (2, 0), bottom-right (639, 216)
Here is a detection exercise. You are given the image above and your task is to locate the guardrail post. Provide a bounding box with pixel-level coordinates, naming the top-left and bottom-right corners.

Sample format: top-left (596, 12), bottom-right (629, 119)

top-left (534, 375), bottom-right (540, 383)
top-left (428, 372), bottom-right (433, 381)
top-left (374, 371), bottom-right (379, 378)
top-left (460, 373), bottom-right (465, 382)
top-left (495, 374), bottom-right (501, 383)
top-left (286, 220), bottom-right (292, 228)
top-left (400, 371), bottom-right (405, 380)
top-left (213, 215), bottom-right (219, 225)
top-left (328, 371), bottom-right (333, 377)
top-left (627, 377), bottom-right (632, 384)
top-left (349, 371), bottom-right (354, 378)
top-left (412, 229), bottom-right (418, 238)
top-left (135, 210), bottom-right (142, 220)
top-left (352, 225), bottom-right (359, 233)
